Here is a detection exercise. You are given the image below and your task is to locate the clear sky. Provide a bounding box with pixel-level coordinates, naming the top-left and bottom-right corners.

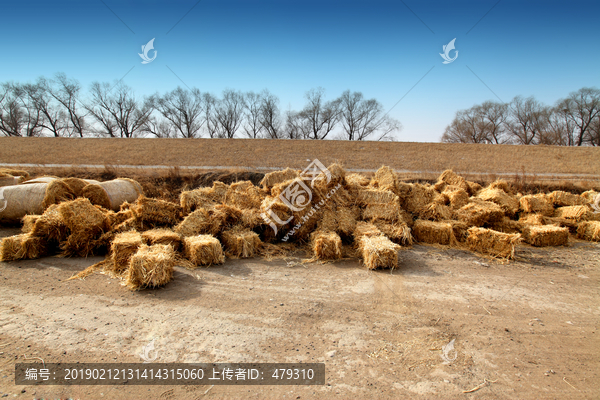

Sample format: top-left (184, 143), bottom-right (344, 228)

top-left (1, 0), bottom-right (599, 142)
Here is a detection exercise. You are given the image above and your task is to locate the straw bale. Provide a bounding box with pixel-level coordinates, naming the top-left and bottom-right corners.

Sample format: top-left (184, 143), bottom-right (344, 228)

top-left (30, 204), bottom-right (68, 243)
top-left (60, 177), bottom-right (89, 196)
top-left (125, 244), bottom-right (175, 290)
top-left (356, 189), bottom-right (398, 205)
top-left (107, 209), bottom-right (133, 228)
top-left (311, 163), bottom-right (345, 191)
top-left (577, 221), bottom-right (600, 241)
top-left (108, 231), bottom-right (143, 275)
top-left (448, 220), bottom-right (470, 242)
top-left (184, 235), bottom-right (225, 266)
top-left (345, 173), bottom-right (370, 188)
top-left (131, 196), bottom-right (181, 227)
top-left (260, 168), bottom-right (300, 188)
top-left (260, 196), bottom-right (293, 227)
top-left (174, 208), bottom-right (216, 237)
top-left (455, 199), bottom-right (505, 227)
top-left (412, 220), bottom-right (455, 245)
top-left (443, 186), bottom-right (470, 209)
top-left (580, 190), bottom-right (599, 203)
top-left (0, 168), bottom-right (29, 179)
top-left (487, 216), bottom-right (522, 234)
top-left (310, 230), bottom-right (343, 260)
top-left (0, 233), bottom-right (48, 261)
top-left (519, 194), bottom-right (554, 217)
top-left (0, 175), bottom-right (21, 187)
top-left (404, 184), bottom-right (437, 214)
top-left (467, 181), bottom-right (482, 196)
top-left (554, 205), bottom-right (591, 221)
top-left (543, 217), bottom-right (579, 233)
top-left (214, 204), bottom-right (244, 228)
top-left (363, 202), bottom-right (403, 222)
top-left (358, 235), bottom-right (400, 270)
top-left (477, 187), bottom-right (519, 215)
top-left (371, 166), bottom-right (397, 192)
top-left (519, 213), bottom-right (545, 226)
top-left (57, 198), bottom-right (108, 233)
top-left (180, 181), bottom-right (228, 214)
top-left (21, 215), bottom-right (40, 233)
top-left (522, 225), bottom-right (569, 247)
top-left (466, 227), bottom-right (521, 259)
top-left (221, 228), bottom-right (262, 258)
top-left (225, 181), bottom-right (263, 209)
top-left (548, 190), bottom-right (584, 207)
top-left (337, 206), bottom-right (360, 236)
top-left (113, 217), bottom-right (144, 233)
top-left (373, 221), bottom-right (412, 245)
top-left (353, 221), bottom-right (383, 239)
top-left (418, 202), bottom-right (453, 221)
top-left (488, 179), bottom-right (513, 194)
top-left (437, 170), bottom-right (471, 193)
top-left (82, 184), bottom-right (111, 209)
top-left (394, 181), bottom-right (413, 200)
top-left (141, 228), bottom-right (183, 251)
top-left (240, 209), bottom-right (264, 229)
top-left (42, 180), bottom-right (76, 209)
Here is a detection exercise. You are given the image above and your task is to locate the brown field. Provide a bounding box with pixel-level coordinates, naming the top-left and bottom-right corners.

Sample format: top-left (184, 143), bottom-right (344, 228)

top-left (1, 137), bottom-right (599, 179)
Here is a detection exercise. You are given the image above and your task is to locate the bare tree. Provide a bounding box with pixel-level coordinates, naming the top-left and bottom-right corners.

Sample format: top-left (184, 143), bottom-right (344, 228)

top-left (46, 73), bottom-right (87, 137)
top-left (556, 87), bottom-right (600, 146)
top-left (242, 91), bottom-right (264, 138)
top-left (283, 109), bottom-right (305, 140)
top-left (505, 96), bottom-right (547, 145)
top-left (296, 88), bottom-right (341, 140)
top-left (339, 90), bottom-right (400, 141)
top-left (259, 89), bottom-right (282, 139)
top-left (478, 101), bottom-right (508, 144)
top-left (19, 79), bottom-right (71, 137)
top-left (202, 92), bottom-right (219, 138)
top-left (589, 113), bottom-right (600, 146)
top-left (85, 81), bottom-right (152, 138)
top-left (152, 87), bottom-right (204, 138)
top-left (213, 89), bottom-right (245, 138)
top-left (141, 114), bottom-right (176, 138)
top-left (0, 82), bottom-right (43, 137)
top-left (441, 105), bottom-right (490, 143)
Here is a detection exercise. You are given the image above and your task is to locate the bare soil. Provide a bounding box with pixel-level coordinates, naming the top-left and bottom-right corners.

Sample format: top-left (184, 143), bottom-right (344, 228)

top-left (1, 226), bottom-right (598, 399)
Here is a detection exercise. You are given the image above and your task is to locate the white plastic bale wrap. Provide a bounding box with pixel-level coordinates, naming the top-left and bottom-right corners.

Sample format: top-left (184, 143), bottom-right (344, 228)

top-left (0, 183), bottom-right (48, 222)
top-left (96, 179), bottom-right (143, 211)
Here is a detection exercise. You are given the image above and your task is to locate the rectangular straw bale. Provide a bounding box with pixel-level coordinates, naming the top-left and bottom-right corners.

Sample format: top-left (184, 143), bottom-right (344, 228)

top-left (260, 168), bottom-right (300, 188)
top-left (371, 166), bottom-right (397, 192)
top-left (466, 227), bottom-right (521, 259)
top-left (412, 220), bottom-right (455, 245)
top-left (467, 181), bottom-right (483, 196)
top-left (107, 209), bottom-right (133, 228)
top-left (580, 190), bottom-right (599, 203)
top-left (488, 179), bottom-right (513, 194)
top-left (577, 221), bottom-right (600, 241)
top-left (0, 234), bottom-right (48, 261)
top-left (131, 196), bottom-right (181, 226)
top-left (30, 204), bottom-right (68, 242)
top-left (358, 235), bottom-right (400, 270)
top-left (456, 199), bottom-right (505, 227)
top-left (477, 187), bottom-right (520, 215)
top-left (345, 173), bottom-right (370, 188)
top-left (519, 194), bottom-right (554, 217)
top-left (21, 215), bottom-right (41, 234)
top-left (554, 205), bottom-right (592, 221)
top-left (337, 206), bottom-right (360, 236)
top-left (125, 244), bottom-right (175, 290)
top-left (548, 191), bottom-right (585, 207)
top-left (443, 186), bottom-right (470, 209)
top-left (353, 221), bottom-right (382, 239)
top-left (224, 183), bottom-right (263, 210)
top-left (519, 213), bottom-right (546, 226)
top-left (141, 229), bottom-right (183, 251)
top-left (57, 198), bottom-right (108, 233)
top-left (448, 220), bottom-right (470, 242)
top-left (373, 221), bottom-right (413, 245)
top-left (240, 209), bottom-right (264, 229)
top-left (310, 230), bottom-right (342, 260)
top-left (418, 202), bottom-right (453, 222)
top-left (221, 228), bottom-right (262, 258)
top-left (174, 208), bottom-right (218, 237)
top-left (522, 225), bottom-right (569, 247)
top-left (184, 235), bottom-right (225, 266)
top-left (543, 217), bottom-right (579, 233)
top-left (108, 231), bottom-right (143, 275)
top-left (362, 202), bottom-right (402, 222)
top-left (487, 216), bottom-right (522, 234)
top-left (437, 170), bottom-right (470, 193)
top-left (404, 184), bottom-right (437, 214)
top-left (356, 189), bottom-right (398, 206)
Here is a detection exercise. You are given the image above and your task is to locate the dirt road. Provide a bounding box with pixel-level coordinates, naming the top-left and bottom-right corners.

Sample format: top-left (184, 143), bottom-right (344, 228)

top-left (0, 226), bottom-right (599, 399)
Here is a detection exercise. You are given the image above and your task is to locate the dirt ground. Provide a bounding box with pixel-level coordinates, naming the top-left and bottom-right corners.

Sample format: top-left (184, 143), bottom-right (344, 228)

top-left (0, 226), bottom-right (599, 399)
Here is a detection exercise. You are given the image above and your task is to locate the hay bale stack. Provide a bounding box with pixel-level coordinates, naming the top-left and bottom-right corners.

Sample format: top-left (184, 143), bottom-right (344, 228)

top-left (82, 184), bottom-right (112, 209)
top-left (548, 191), bottom-right (585, 207)
top-left (577, 221), bottom-right (600, 242)
top-left (456, 199), bottom-right (505, 227)
top-left (131, 196), bottom-right (181, 227)
top-left (519, 213), bottom-right (545, 226)
top-left (221, 228), bottom-right (262, 258)
top-left (0, 234), bottom-right (48, 261)
top-left (437, 170), bottom-right (471, 193)
top-left (310, 230), bottom-right (342, 260)
top-left (466, 227), bottom-right (521, 259)
top-left (175, 208), bottom-right (218, 237)
top-left (443, 186), bottom-right (470, 209)
top-left (57, 198), bottom-right (110, 257)
top-left (125, 244), bottom-right (175, 290)
top-left (522, 225), bottom-right (569, 247)
top-left (108, 231), bottom-right (143, 275)
top-left (260, 168), bottom-right (299, 189)
top-left (357, 235), bottom-right (400, 270)
top-left (42, 180), bottom-right (76, 209)
top-left (554, 205), bottom-right (592, 222)
top-left (477, 187), bottom-right (519, 216)
top-left (519, 194), bottom-right (554, 217)
top-left (373, 221), bottom-right (412, 245)
top-left (184, 235), bottom-right (225, 266)
top-left (141, 229), bottom-right (183, 251)
top-left (412, 220), bottom-right (455, 245)
top-left (21, 215), bottom-right (40, 233)
top-left (371, 166), bottom-right (397, 192)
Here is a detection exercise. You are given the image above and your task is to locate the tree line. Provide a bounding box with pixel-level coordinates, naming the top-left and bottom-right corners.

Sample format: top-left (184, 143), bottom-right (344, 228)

top-left (0, 73), bottom-right (400, 141)
top-left (441, 87), bottom-right (600, 146)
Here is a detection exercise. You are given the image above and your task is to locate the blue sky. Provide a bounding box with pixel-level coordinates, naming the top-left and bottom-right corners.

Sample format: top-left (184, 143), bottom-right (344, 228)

top-left (1, 0), bottom-right (599, 142)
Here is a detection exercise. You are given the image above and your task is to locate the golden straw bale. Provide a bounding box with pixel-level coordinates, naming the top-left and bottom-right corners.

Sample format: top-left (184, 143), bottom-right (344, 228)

top-left (363, 202), bottom-right (402, 222)
top-left (30, 204), bottom-right (68, 243)
top-left (353, 221), bottom-right (383, 238)
top-left (356, 189), bottom-right (398, 205)
top-left (260, 196), bottom-right (293, 226)
top-left (418, 202), bottom-right (453, 221)
top-left (260, 168), bottom-right (300, 188)
top-left (125, 244), bottom-right (175, 290)
top-left (180, 182), bottom-right (229, 214)
top-left (21, 215), bottom-right (40, 233)
top-left (467, 181), bottom-right (483, 196)
top-left (519, 213), bottom-right (545, 226)
top-left (577, 221), bottom-right (600, 242)
top-left (519, 194), bottom-right (554, 217)
top-left (404, 184), bottom-right (437, 214)
top-left (448, 220), bottom-right (470, 242)
top-left (477, 187), bottom-right (519, 215)
top-left (373, 221), bottom-right (412, 245)
top-left (412, 220), bottom-right (455, 245)
top-left (487, 216), bottom-right (522, 234)
top-left (548, 191), bottom-right (585, 207)
top-left (488, 179), bottom-right (513, 194)
top-left (443, 186), bottom-right (470, 209)
top-left (345, 173), bottom-right (370, 188)
top-left (522, 225), bottom-right (569, 247)
top-left (141, 228), bottom-right (183, 251)
top-left (42, 180), bottom-right (76, 209)
top-left (455, 199), bottom-right (505, 227)
top-left (312, 163), bottom-right (345, 189)
top-left (371, 166), bottom-right (397, 192)
top-left (107, 209), bottom-right (133, 228)
top-left (310, 230), bottom-right (343, 260)
top-left (337, 206), bottom-right (360, 236)
top-left (60, 177), bottom-right (89, 196)
top-left (57, 198), bottom-right (108, 233)
top-left (108, 231), bottom-right (143, 275)
top-left (225, 181), bottom-right (264, 210)
top-left (437, 170), bottom-right (471, 193)
top-left (184, 235), bottom-right (225, 266)
top-left (466, 227), bottom-right (521, 259)
top-left (131, 196), bottom-right (181, 227)
top-left (580, 190), bottom-right (599, 203)
top-left (0, 233), bottom-right (48, 261)
top-left (394, 181), bottom-right (413, 200)
top-left (82, 184), bottom-right (111, 209)
top-left (358, 235), bottom-right (400, 270)
top-left (554, 205), bottom-right (592, 221)
top-left (240, 209), bottom-right (264, 229)
top-left (174, 208), bottom-right (217, 237)
top-left (0, 168), bottom-right (29, 179)
top-left (221, 228), bottom-right (262, 258)
top-left (544, 217), bottom-right (579, 233)
top-left (113, 217), bottom-right (145, 233)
